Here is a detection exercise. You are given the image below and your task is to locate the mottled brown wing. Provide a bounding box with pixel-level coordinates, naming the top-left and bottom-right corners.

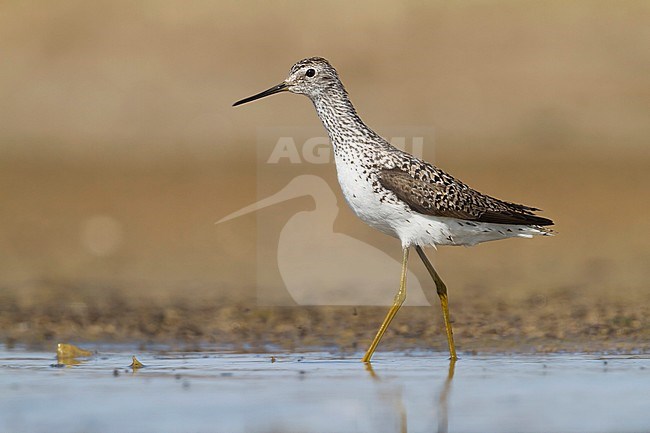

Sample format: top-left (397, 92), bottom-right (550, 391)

top-left (379, 168), bottom-right (554, 226)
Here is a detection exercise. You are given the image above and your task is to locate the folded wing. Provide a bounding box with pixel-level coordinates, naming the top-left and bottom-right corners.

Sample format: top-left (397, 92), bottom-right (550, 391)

top-left (379, 167), bottom-right (553, 226)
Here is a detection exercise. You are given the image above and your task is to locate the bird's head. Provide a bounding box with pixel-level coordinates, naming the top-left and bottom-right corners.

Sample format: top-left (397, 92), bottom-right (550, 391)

top-left (233, 57), bottom-right (343, 106)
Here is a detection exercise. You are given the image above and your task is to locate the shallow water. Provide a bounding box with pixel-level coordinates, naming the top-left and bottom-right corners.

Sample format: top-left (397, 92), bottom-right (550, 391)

top-left (1, 347), bottom-right (649, 433)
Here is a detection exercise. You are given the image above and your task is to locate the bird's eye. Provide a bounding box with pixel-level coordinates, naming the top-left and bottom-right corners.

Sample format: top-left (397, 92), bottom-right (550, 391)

top-left (305, 68), bottom-right (316, 77)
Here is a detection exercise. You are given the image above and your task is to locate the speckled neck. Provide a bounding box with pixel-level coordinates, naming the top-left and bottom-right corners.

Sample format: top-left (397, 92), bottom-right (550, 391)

top-left (310, 88), bottom-right (378, 153)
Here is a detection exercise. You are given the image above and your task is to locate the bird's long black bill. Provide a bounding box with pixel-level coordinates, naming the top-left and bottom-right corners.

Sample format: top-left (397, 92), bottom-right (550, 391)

top-left (233, 83), bottom-right (288, 107)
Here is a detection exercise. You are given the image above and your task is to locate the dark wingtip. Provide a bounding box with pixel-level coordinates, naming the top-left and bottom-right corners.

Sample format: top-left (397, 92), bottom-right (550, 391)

top-left (535, 216), bottom-right (554, 226)
top-left (477, 211), bottom-right (554, 226)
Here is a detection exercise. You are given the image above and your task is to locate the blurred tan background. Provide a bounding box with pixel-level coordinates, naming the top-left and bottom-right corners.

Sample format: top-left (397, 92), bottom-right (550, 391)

top-left (1, 1), bottom-right (648, 351)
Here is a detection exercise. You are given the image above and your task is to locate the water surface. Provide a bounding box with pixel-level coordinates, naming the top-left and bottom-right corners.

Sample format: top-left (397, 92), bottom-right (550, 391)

top-left (1, 347), bottom-right (648, 433)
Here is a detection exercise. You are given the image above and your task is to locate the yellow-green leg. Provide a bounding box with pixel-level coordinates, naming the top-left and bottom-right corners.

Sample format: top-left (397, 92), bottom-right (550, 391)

top-left (362, 247), bottom-right (410, 363)
top-left (415, 246), bottom-right (458, 360)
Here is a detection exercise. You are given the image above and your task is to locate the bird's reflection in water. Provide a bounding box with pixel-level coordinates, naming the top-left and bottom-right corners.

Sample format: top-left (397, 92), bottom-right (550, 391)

top-left (364, 362), bottom-right (379, 381)
top-left (365, 359), bottom-right (456, 433)
top-left (437, 359), bottom-right (456, 433)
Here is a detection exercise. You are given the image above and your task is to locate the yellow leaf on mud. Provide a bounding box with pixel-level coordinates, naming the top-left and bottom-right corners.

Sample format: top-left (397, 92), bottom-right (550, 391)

top-left (56, 343), bottom-right (93, 365)
top-left (130, 356), bottom-right (144, 369)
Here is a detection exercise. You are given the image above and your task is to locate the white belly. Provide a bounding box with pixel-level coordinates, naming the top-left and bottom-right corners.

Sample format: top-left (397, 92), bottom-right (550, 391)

top-left (335, 156), bottom-right (404, 238)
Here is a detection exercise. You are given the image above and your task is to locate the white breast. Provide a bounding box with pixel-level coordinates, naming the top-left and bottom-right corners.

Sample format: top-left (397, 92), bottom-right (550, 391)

top-left (334, 155), bottom-right (408, 239)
